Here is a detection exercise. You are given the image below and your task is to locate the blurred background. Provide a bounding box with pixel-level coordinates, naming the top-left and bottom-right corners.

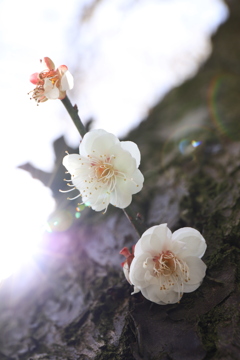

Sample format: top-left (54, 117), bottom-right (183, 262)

top-left (0, 0), bottom-right (228, 281)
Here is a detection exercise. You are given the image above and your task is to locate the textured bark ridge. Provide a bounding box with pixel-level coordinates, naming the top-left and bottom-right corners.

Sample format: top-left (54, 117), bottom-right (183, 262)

top-left (1, 1), bottom-right (240, 359)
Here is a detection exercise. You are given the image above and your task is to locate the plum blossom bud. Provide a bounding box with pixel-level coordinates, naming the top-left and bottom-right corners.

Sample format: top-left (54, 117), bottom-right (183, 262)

top-left (29, 57), bottom-right (74, 103)
top-left (62, 129), bottom-right (144, 212)
top-left (128, 224), bottom-right (207, 305)
top-left (120, 246), bottom-right (140, 294)
top-left (120, 246), bottom-right (135, 284)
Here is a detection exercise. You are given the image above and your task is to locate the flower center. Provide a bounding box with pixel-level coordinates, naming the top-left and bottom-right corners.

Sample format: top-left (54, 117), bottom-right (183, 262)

top-left (94, 162), bottom-right (115, 183)
top-left (89, 155), bottom-right (126, 191)
top-left (152, 250), bottom-right (190, 283)
top-left (39, 70), bottom-right (59, 85)
top-left (153, 251), bottom-right (176, 276)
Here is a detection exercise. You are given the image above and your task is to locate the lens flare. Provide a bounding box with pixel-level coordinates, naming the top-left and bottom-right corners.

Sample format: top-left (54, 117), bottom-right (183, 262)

top-left (191, 140), bottom-right (202, 147)
top-left (178, 139), bottom-right (201, 154)
top-left (207, 74), bottom-right (240, 140)
top-left (46, 210), bottom-right (74, 233)
top-left (75, 212), bottom-right (81, 219)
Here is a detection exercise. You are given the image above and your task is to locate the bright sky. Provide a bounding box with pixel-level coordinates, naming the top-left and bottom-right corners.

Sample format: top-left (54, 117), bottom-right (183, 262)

top-left (0, 0), bottom-right (228, 281)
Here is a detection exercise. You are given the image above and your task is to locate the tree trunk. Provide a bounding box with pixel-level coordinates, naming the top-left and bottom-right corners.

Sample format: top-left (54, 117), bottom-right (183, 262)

top-left (1, 1), bottom-right (240, 359)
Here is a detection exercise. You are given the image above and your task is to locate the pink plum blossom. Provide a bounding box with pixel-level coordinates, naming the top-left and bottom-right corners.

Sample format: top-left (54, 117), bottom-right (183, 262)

top-left (29, 57), bottom-right (74, 103)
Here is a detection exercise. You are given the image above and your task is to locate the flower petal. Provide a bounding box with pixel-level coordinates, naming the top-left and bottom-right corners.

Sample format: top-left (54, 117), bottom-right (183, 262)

top-left (58, 64), bottom-right (68, 75)
top-left (80, 129), bottom-right (118, 157)
top-left (184, 256), bottom-right (207, 288)
top-left (111, 145), bottom-right (137, 174)
top-left (129, 169), bottom-right (144, 194)
top-left (135, 226), bottom-right (172, 258)
top-left (120, 141), bottom-right (141, 167)
top-left (140, 284), bottom-right (180, 305)
top-left (45, 86), bottom-right (60, 99)
top-left (30, 73), bottom-right (40, 84)
top-left (110, 183), bottom-right (132, 209)
top-left (129, 252), bottom-right (153, 288)
top-left (60, 70), bottom-right (74, 91)
top-left (108, 170), bottom-right (143, 209)
top-left (62, 154), bottom-right (81, 174)
top-left (172, 227), bottom-right (207, 258)
top-left (141, 225), bottom-right (159, 238)
top-left (182, 282), bottom-right (202, 293)
top-left (43, 57), bottom-right (55, 70)
top-left (150, 224), bottom-right (172, 253)
top-left (134, 234), bottom-right (152, 257)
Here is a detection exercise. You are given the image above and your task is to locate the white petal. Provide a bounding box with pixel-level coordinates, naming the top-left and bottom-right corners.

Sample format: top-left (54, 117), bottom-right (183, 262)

top-left (132, 286), bottom-right (141, 294)
top-left (150, 224), bottom-right (172, 253)
top-left (182, 282), bottom-right (202, 293)
top-left (44, 80), bottom-right (60, 99)
top-left (184, 256), bottom-right (207, 289)
top-left (134, 225), bottom-right (164, 256)
top-left (62, 154), bottom-right (82, 173)
top-left (134, 234), bottom-right (152, 257)
top-left (136, 233), bottom-right (166, 257)
top-left (60, 70), bottom-right (74, 91)
top-left (109, 171), bottom-right (143, 209)
top-left (140, 284), bottom-right (180, 305)
top-left (80, 130), bottom-right (119, 157)
top-left (90, 201), bottom-right (109, 212)
top-left (141, 225), bottom-right (160, 238)
top-left (111, 145), bottom-right (137, 174)
top-left (78, 181), bottom-right (110, 212)
top-left (172, 227), bottom-right (207, 258)
top-left (45, 89), bottom-right (60, 99)
top-left (120, 141), bottom-right (141, 167)
top-left (110, 184), bottom-right (132, 209)
top-left (80, 129), bottom-right (107, 155)
top-left (129, 169), bottom-right (144, 194)
top-left (129, 252), bottom-right (152, 288)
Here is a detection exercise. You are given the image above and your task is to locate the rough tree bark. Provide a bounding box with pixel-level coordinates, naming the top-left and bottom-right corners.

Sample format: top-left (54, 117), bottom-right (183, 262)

top-left (1, 1), bottom-right (240, 359)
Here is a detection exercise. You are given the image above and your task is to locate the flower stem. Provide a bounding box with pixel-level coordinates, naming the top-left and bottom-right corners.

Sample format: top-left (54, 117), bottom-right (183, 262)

top-left (123, 206), bottom-right (147, 238)
top-left (61, 96), bottom-right (87, 138)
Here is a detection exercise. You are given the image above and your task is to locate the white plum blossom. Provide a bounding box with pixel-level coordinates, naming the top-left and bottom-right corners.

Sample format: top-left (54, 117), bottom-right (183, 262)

top-left (128, 224), bottom-right (207, 305)
top-left (29, 57), bottom-right (74, 103)
top-left (62, 129), bottom-right (144, 212)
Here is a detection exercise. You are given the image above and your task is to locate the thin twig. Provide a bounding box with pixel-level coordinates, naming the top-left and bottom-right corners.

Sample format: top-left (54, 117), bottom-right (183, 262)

top-left (61, 96), bottom-right (87, 138)
top-left (123, 206), bottom-right (147, 238)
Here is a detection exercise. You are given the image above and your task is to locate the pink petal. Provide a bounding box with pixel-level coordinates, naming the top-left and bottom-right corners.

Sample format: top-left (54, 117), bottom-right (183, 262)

top-left (43, 57), bottom-right (55, 70)
top-left (120, 247), bottom-right (131, 258)
top-left (30, 73), bottom-right (40, 84)
top-left (58, 65), bottom-right (68, 76)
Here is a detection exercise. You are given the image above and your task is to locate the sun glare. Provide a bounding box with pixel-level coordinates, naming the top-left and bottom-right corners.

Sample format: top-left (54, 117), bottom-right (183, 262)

top-left (0, 171), bottom-right (55, 282)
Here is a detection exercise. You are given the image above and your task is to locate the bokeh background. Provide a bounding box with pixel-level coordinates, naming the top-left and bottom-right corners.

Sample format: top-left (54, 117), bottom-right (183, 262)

top-left (0, 0), bottom-right (228, 281)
